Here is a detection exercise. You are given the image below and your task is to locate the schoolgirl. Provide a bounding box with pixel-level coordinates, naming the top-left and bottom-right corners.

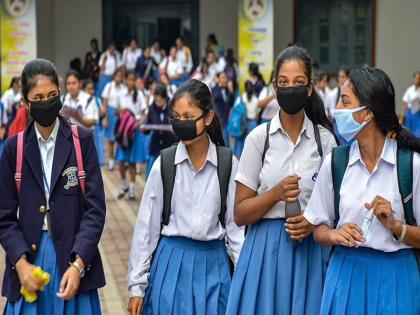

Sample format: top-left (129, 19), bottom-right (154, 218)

top-left (83, 79), bottom-right (105, 166)
top-left (0, 77), bottom-right (20, 157)
top-left (101, 68), bottom-right (126, 171)
top-left (1, 59), bottom-right (106, 314)
top-left (257, 73), bottom-right (279, 124)
top-left (115, 71), bottom-right (148, 200)
top-left (226, 46), bottom-right (337, 315)
top-left (127, 79), bottom-right (244, 315)
top-left (97, 41), bottom-right (121, 96)
top-left (122, 38), bottom-right (142, 72)
top-left (304, 68), bottom-right (420, 314)
top-left (62, 71), bottom-right (98, 130)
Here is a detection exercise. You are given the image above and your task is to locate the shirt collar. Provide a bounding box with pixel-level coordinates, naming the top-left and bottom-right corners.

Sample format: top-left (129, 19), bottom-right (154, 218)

top-left (174, 136), bottom-right (218, 167)
top-left (269, 111), bottom-right (311, 138)
top-left (34, 117), bottom-right (60, 143)
top-left (348, 137), bottom-right (396, 166)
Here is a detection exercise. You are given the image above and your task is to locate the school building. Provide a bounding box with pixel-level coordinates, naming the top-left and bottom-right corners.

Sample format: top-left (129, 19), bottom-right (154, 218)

top-left (36, 0), bottom-right (420, 106)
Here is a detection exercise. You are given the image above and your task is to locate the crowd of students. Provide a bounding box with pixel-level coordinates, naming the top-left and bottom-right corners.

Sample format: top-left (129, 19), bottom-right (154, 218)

top-left (0, 39), bottom-right (419, 315)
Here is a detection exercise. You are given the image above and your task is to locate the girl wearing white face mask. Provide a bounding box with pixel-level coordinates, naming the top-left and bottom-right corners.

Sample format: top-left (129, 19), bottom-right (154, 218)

top-left (304, 68), bottom-right (420, 314)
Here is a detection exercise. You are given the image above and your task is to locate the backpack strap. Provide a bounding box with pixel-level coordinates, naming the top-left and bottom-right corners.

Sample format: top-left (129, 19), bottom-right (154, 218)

top-left (216, 146), bottom-right (233, 229)
top-left (313, 122), bottom-right (323, 158)
top-left (71, 125), bottom-right (86, 195)
top-left (397, 147), bottom-right (415, 225)
top-left (15, 131), bottom-right (24, 193)
top-left (331, 145), bottom-right (351, 227)
top-left (160, 145), bottom-right (178, 226)
top-left (261, 121), bottom-right (271, 164)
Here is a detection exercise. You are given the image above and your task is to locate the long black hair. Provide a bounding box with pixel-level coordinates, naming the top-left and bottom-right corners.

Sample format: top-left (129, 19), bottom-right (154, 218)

top-left (21, 59), bottom-right (59, 101)
top-left (348, 68), bottom-right (420, 153)
top-left (274, 46), bottom-right (335, 136)
top-left (9, 77), bottom-right (20, 89)
top-left (249, 62), bottom-right (265, 85)
top-left (169, 79), bottom-right (225, 146)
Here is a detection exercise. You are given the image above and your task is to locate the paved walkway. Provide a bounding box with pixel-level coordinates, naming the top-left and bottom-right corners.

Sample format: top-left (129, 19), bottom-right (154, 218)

top-left (0, 166), bottom-right (146, 314)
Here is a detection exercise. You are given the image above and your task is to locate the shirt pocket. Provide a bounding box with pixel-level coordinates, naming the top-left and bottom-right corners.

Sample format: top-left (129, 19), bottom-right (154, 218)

top-left (380, 191), bottom-right (405, 223)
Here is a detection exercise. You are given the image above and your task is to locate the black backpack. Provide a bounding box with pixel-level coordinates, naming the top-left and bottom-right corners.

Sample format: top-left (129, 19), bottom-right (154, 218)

top-left (160, 144), bottom-right (233, 228)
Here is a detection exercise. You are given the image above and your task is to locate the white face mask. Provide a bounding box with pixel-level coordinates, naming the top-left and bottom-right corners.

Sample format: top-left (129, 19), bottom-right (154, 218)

top-left (333, 106), bottom-right (372, 142)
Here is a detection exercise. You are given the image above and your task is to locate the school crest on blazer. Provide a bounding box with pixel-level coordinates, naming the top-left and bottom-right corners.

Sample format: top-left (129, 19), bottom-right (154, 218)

top-left (62, 166), bottom-right (78, 190)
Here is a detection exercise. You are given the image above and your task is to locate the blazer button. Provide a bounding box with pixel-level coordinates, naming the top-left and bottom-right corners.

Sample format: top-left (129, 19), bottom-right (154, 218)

top-left (31, 244), bottom-right (37, 252)
top-left (39, 205), bottom-right (46, 214)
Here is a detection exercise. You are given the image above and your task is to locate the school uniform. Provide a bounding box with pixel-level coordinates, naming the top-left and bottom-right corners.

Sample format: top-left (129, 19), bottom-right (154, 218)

top-left (63, 91), bottom-right (98, 129)
top-left (212, 85), bottom-right (234, 146)
top-left (402, 84), bottom-right (420, 115)
top-left (0, 117), bottom-right (106, 314)
top-left (144, 103), bottom-right (177, 177)
top-left (122, 47), bottom-right (142, 72)
top-left (101, 81), bottom-right (127, 142)
top-left (258, 86), bottom-right (278, 124)
top-left (1, 89), bottom-right (21, 118)
top-left (226, 113), bottom-right (337, 315)
top-left (97, 51), bottom-right (121, 96)
top-left (128, 140), bottom-right (244, 315)
top-left (405, 107), bottom-right (420, 137)
top-left (176, 46), bottom-right (193, 74)
top-left (88, 96), bottom-right (105, 166)
top-left (115, 90), bottom-right (148, 164)
top-left (304, 138), bottom-right (420, 315)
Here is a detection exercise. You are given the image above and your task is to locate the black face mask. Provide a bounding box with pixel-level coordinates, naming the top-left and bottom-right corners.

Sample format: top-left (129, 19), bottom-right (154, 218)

top-left (171, 114), bottom-right (206, 141)
top-left (276, 86), bottom-right (308, 115)
top-left (30, 95), bottom-right (63, 127)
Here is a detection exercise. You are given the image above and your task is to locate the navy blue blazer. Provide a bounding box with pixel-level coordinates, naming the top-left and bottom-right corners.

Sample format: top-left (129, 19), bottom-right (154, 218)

top-left (0, 117), bottom-right (106, 301)
top-left (211, 85), bottom-right (234, 128)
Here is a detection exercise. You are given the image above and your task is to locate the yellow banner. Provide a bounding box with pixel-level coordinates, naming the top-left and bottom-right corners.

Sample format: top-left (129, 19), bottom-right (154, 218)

top-left (1, 0), bottom-right (37, 93)
top-left (238, 0), bottom-right (273, 92)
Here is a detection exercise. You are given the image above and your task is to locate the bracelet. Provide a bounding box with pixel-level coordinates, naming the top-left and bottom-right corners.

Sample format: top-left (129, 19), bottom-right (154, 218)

top-left (393, 223), bottom-right (407, 243)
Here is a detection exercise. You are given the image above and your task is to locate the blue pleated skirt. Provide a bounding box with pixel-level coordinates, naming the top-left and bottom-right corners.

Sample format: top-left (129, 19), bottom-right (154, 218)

top-left (104, 106), bottom-right (118, 142)
top-left (320, 246), bottom-right (420, 315)
top-left (93, 124), bottom-right (105, 166)
top-left (4, 232), bottom-right (101, 315)
top-left (115, 129), bottom-right (147, 163)
top-left (142, 236), bottom-right (231, 315)
top-left (95, 74), bottom-right (112, 96)
top-left (226, 219), bottom-right (330, 315)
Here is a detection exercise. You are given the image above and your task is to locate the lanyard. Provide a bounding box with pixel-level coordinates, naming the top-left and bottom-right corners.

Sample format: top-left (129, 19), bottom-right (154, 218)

top-left (40, 148), bottom-right (53, 234)
top-left (40, 161), bottom-right (51, 197)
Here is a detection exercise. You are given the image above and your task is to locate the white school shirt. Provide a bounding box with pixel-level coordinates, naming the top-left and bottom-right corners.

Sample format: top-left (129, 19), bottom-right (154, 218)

top-left (1, 89), bottom-right (21, 112)
top-left (122, 47), bottom-right (142, 71)
top-left (99, 51), bottom-right (121, 76)
top-left (127, 140), bottom-right (244, 298)
top-left (236, 112), bottom-right (337, 219)
top-left (258, 86), bottom-right (278, 120)
top-left (325, 87), bottom-right (339, 117)
top-left (34, 118), bottom-right (60, 230)
top-left (304, 138), bottom-right (420, 252)
top-left (101, 81), bottom-right (127, 109)
top-left (402, 84), bottom-right (420, 114)
top-left (117, 89), bottom-right (147, 120)
top-left (176, 46), bottom-right (193, 73)
top-left (241, 92), bottom-right (260, 120)
top-left (63, 91), bottom-right (98, 128)
top-left (160, 57), bottom-right (183, 79)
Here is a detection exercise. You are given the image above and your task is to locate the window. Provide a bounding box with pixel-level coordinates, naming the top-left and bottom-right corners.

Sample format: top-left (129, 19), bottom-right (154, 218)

top-left (295, 0), bottom-right (373, 72)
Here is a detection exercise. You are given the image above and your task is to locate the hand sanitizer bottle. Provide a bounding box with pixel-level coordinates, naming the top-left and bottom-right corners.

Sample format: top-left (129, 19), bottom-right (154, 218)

top-left (361, 209), bottom-right (375, 240)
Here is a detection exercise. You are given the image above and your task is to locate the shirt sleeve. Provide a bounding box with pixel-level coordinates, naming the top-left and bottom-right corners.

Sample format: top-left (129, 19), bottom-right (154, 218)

top-left (235, 127), bottom-right (264, 191)
top-left (101, 83), bottom-right (111, 99)
top-left (85, 99), bottom-right (99, 122)
top-left (224, 157), bottom-right (244, 265)
top-left (127, 157), bottom-right (164, 298)
top-left (98, 53), bottom-right (105, 67)
top-left (303, 153), bottom-right (335, 227)
top-left (402, 87), bottom-right (412, 103)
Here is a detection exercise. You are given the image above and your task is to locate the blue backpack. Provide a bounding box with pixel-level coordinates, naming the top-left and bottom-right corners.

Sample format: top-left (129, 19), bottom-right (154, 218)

top-left (228, 96), bottom-right (247, 138)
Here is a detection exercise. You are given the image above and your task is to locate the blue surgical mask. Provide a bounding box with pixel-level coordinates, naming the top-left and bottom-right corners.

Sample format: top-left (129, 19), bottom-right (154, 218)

top-left (333, 106), bottom-right (371, 142)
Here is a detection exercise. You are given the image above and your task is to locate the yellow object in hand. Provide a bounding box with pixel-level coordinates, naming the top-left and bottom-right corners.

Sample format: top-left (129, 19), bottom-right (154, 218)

top-left (20, 267), bottom-right (51, 303)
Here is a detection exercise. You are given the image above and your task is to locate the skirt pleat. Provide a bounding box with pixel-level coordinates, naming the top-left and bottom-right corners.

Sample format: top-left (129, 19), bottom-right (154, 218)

top-left (226, 219), bottom-right (330, 315)
top-left (4, 232), bottom-right (101, 315)
top-left (142, 236), bottom-right (231, 315)
top-left (115, 129), bottom-right (147, 163)
top-left (320, 246), bottom-right (420, 315)
top-left (104, 106), bottom-right (118, 141)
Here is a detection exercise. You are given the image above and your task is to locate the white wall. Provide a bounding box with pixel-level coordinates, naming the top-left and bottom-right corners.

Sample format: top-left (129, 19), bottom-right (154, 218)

top-left (375, 0), bottom-right (420, 110)
top-left (36, 0), bottom-right (102, 77)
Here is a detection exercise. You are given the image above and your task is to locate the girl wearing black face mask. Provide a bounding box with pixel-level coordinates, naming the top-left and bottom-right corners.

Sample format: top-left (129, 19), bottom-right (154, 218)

top-left (127, 79), bottom-right (244, 315)
top-left (226, 46), bottom-right (337, 315)
top-left (0, 59), bottom-right (106, 315)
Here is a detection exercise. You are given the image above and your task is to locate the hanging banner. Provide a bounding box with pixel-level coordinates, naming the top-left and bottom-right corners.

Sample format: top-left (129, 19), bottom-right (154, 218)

top-left (1, 0), bottom-right (37, 93)
top-left (238, 0), bottom-right (273, 92)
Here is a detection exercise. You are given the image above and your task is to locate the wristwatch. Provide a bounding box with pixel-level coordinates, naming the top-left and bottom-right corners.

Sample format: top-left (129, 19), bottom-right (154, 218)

top-left (69, 261), bottom-right (86, 278)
